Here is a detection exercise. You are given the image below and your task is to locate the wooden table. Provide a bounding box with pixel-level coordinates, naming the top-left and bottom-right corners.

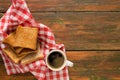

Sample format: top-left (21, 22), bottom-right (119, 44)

top-left (0, 0), bottom-right (120, 80)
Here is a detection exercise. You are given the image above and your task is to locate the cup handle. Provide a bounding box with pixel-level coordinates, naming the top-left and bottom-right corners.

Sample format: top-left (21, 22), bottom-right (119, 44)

top-left (66, 60), bottom-right (74, 67)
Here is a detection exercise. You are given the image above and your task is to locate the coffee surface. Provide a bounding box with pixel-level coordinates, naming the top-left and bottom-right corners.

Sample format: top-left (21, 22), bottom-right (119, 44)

top-left (47, 52), bottom-right (65, 68)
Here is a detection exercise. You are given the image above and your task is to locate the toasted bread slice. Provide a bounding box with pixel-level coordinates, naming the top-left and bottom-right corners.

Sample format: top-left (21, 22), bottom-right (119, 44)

top-left (2, 45), bottom-right (26, 64)
top-left (15, 25), bottom-right (38, 50)
top-left (20, 43), bottom-right (44, 65)
top-left (2, 32), bottom-right (16, 47)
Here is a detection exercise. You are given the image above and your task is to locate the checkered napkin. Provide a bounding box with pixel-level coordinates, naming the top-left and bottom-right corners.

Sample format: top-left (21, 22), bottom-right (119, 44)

top-left (0, 0), bottom-right (69, 80)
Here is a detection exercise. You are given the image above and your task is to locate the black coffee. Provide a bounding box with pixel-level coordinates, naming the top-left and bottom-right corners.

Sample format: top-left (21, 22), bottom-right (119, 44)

top-left (47, 51), bottom-right (65, 68)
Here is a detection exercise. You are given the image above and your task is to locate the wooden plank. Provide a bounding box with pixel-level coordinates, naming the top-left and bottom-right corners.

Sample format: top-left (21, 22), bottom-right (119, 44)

top-left (68, 51), bottom-right (120, 78)
top-left (0, 76), bottom-right (36, 80)
top-left (0, 0), bottom-right (120, 12)
top-left (0, 51), bottom-right (120, 80)
top-left (1, 76), bottom-right (120, 80)
top-left (1, 12), bottom-right (120, 50)
top-left (33, 12), bottom-right (120, 50)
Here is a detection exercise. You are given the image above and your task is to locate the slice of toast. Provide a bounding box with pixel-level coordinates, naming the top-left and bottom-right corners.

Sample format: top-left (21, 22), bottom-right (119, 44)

top-left (2, 25), bottom-right (38, 50)
top-left (2, 32), bottom-right (16, 47)
top-left (15, 25), bottom-right (38, 50)
top-left (2, 45), bottom-right (26, 64)
top-left (20, 43), bottom-right (44, 65)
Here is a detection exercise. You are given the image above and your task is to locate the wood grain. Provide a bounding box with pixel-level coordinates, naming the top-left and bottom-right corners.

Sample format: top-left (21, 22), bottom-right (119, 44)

top-left (1, 12), bottom-right (120, 50)
top-left (1, 76), bottom-right (120, 80)
top-left (0, 51), bottom-right (120, 80)
top-left (0, 76), bottom-right (36, 80)
top-left (32, 12), bottom-right (120, 50)
top-left (0, 0), bottom-right (120, 80)
top-left (0, 0), bottom-right (120, 12)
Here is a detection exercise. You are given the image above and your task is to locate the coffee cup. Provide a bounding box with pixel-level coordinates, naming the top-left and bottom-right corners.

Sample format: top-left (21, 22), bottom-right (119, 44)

top-left (46, 49), bottom-right (67, 71)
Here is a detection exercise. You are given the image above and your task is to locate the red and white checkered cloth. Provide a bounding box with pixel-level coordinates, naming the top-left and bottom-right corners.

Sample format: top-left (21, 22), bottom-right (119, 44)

top-left (0, 0), bottom-right (69, 80)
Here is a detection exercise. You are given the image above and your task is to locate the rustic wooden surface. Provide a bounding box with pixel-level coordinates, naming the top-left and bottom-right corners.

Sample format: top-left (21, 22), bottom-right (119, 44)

top-left (0, 0), bottom-right (120, 80)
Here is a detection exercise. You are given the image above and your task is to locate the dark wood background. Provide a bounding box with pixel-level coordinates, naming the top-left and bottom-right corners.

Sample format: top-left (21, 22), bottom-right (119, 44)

top-left (0, 0), bottom-right (120, 80)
